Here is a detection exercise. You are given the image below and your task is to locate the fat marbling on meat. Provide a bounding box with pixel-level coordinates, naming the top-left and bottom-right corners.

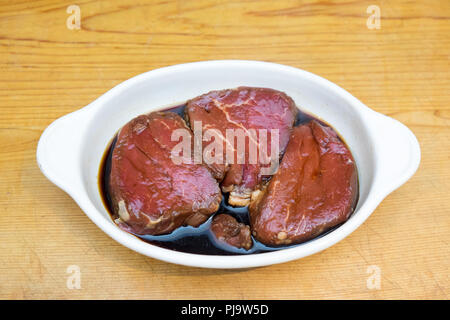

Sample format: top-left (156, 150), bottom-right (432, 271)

top-left (249, 120), bottom-right (358, 246)
top-left (109, 112), bottom-right (222, 235)
top-left (185, 87), bottom-right (298, 206)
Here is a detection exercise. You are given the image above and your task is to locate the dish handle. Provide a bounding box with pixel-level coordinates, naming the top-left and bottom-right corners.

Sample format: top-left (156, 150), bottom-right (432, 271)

top-left (367, 110), bottom-right (421, 199)
top-left (36, 109), bottom-right (89, 195)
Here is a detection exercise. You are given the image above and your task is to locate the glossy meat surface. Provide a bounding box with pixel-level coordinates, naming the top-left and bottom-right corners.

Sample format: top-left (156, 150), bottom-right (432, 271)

top-left (210, 214), bottom-right (253, 250)
top-left (109, 112), bottom-right (222, 235)
top-left (185, 87), bottom-right (298, 206)
top-left (249, 120), bottom-right (358, 246)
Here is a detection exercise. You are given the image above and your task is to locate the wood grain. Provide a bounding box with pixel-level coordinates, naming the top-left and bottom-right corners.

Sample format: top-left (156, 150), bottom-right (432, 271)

top-left (0, 0), bottom-right (448, 299)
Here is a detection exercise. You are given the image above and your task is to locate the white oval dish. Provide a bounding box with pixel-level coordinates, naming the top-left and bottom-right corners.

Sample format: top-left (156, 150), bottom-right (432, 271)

top-left (37, 60), bottom-right (420, 269)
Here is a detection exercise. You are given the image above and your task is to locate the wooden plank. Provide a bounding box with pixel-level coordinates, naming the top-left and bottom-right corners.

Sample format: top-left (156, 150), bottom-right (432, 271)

top-left (0, 0), bottom-right (448, 299)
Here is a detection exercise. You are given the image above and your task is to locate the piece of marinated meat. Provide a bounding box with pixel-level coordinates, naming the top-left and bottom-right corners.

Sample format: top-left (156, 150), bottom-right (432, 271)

top-left (210, 214), bottom-right (253, 250)
top-left (109, 112), bottom-right (222, 235)
top-left (185, 87), bottom-right (298, 206)
top-left (249, 120), bottom-right (358, 246)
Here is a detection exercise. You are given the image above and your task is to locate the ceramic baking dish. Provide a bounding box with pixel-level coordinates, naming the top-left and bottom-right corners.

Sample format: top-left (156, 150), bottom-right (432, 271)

top-left (37, 60), bottom-right (420, 268)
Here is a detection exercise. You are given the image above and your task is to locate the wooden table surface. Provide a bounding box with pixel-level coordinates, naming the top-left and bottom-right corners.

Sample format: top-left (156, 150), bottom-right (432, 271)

top-left (0, 0), bottom-right (449, 300)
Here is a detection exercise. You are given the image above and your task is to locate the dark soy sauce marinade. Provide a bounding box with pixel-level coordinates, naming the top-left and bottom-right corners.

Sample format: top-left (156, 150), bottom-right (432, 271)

top-left (99, 103), bottom-right (358, 255)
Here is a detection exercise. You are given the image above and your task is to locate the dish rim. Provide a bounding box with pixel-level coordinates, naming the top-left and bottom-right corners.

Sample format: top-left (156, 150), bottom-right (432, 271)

top-left (36, 60), bottom-right (421, 268)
